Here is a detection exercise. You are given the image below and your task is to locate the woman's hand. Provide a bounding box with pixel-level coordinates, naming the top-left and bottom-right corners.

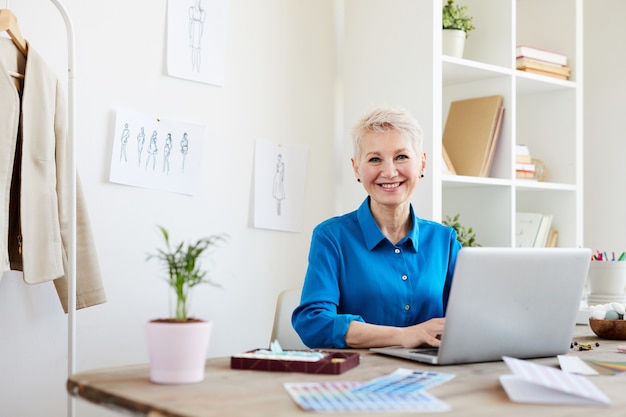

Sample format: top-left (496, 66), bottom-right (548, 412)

top-left (396, 318), bottom-right (445, 348)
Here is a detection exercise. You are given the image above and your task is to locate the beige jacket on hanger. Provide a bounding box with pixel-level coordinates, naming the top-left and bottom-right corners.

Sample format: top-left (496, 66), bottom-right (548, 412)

top-left (0, 38), bottom-right (106, 313)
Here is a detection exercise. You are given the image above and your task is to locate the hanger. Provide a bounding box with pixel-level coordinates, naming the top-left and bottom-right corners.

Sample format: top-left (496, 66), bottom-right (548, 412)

top-left (0, 9), bottom-right (28, 56)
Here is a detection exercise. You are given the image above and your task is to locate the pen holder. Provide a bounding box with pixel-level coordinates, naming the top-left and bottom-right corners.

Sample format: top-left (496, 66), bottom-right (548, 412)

top-left (587, 261), bottom-right (626, 305)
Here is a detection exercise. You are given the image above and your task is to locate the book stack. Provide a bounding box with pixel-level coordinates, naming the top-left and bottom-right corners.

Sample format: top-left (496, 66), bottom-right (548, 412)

top-left (516, 212), bottom-right (558, 248)
top-left (516, 45), bottom-right (571, 80)
top-left (442, 95), bottom-right (505, 177)
top-left (515, 144), bottom-right (535, 179)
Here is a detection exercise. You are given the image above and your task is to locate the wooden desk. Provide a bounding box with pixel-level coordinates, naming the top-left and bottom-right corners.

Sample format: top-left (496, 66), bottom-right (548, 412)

top-left (68, 326), bottom-right (626, 417)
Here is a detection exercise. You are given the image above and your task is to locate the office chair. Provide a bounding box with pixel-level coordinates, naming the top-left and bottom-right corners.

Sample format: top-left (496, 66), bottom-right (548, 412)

top-left (270, 288), bottom-right (308, 350)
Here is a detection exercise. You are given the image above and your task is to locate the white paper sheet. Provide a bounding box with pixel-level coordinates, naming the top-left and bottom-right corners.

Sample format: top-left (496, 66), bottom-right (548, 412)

top-left (167, 0), bottom-right (229, 86)
top-left (500, 356), bottom-right (610, 406)
top-left (109, 108), bottom-right (206, 195)
top-left (253, 138), bottom-right (308, 232)
top-left (557, 355), bottom-right (599, 376)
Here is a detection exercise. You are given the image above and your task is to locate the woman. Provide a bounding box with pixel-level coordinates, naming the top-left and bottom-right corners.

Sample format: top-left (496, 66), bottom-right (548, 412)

top-left (292, 106), bottom-right (461, 349)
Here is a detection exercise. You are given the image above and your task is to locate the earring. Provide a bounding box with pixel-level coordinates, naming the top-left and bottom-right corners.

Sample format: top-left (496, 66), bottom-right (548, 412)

top-left (420, 174), bottom-right (424, 178)
top-left (357, 178), bottom-right (361, 183)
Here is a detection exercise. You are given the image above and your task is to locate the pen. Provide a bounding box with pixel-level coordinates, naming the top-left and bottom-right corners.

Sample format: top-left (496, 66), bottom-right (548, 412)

top-left (594, 249), bottom-right (601, 261)
top-left (592, 250), bottom-right (626, 261)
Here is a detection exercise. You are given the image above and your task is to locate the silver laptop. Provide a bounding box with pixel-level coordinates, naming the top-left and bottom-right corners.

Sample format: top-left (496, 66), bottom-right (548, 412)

top-left (371, 247), bottom-right (591, 365)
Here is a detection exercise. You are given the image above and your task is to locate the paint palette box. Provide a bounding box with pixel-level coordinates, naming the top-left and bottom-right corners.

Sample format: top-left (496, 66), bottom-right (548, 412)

top-left (230, 350), bottom-right (360, 374)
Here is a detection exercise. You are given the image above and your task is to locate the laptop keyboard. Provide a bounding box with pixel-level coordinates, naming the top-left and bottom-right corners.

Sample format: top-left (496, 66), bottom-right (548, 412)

top-left (409, 348), bottom-right (439, 356)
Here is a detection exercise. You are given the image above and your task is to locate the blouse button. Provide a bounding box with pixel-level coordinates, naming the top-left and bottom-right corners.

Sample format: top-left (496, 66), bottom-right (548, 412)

top-left (404, 304), bottom-right (410, 311)
top-left (394, 248), bottom-right (400, 254)
top-left (401, 275), bottom-right (408, 281)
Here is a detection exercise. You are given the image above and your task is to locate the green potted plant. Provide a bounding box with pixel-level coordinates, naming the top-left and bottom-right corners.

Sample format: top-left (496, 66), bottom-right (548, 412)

top-left (145, 226), bottom-right (227, 384)
top-left (442, 0), bottom-right (475, 58)
top-left (443, 214), bottom-right (480, 247)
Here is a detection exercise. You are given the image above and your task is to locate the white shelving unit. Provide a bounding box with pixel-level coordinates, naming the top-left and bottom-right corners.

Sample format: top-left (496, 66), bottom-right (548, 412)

top-left (341, 0), bottom-right (582, 249)
top-left (438, 0), bottom-right (583, 248)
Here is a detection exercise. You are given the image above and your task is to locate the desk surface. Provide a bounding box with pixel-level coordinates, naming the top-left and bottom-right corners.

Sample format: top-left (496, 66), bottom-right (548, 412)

top-left (68, 326), bottom-right (626, 417)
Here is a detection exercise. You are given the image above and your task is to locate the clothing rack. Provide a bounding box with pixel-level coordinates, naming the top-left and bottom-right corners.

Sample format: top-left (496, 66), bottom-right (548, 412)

top-left (3, 2), bottom-right (78, 414)
top-left (39, 1), bottom-right (78, 416)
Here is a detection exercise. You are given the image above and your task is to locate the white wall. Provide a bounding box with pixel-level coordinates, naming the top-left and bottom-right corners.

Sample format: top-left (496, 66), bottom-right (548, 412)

top-left (583, 0), bottom-right (626, 252)
top-left (0, 1), bottom-right (336, 416)
top-left (341, 0), bottom-right (435, 219)
top-left (1, 0), bottom-right (622, 416)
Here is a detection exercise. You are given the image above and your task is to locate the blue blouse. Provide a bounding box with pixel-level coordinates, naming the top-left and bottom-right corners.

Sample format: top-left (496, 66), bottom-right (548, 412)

top-left (292, 197), bottom-right (461, 348)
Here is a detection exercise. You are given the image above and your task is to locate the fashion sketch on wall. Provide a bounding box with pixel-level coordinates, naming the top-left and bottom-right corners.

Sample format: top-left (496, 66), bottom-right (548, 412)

top-left (253, 137), bottom-right (308, 233)
top-left (109, 108), bottom-right (206, 195)
top-left (167, 0), bottom-right (229, 86)
top-left (273, 153), bottom-right (285, 215)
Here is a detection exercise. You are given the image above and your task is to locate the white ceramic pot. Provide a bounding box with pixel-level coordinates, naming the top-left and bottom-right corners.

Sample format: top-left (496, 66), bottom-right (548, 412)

top-left (587, 262), bottom-right (626, 304)
top-left (145, 319), bottom-right (212, 384)
top-left (442, 29), bottom-right (466, 58)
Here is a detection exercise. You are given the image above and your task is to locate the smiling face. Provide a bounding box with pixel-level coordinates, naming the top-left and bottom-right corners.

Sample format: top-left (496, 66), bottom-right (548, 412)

top-left (352, 128), bottom-right (426, 211)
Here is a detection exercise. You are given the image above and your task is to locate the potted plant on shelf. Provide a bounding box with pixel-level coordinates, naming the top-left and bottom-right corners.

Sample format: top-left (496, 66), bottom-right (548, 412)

top-left (442, 0), bottom-right (475, 58)
top-left (145, 225), bottom-right (227, 384)
top-left (443, 214), bottom-right (480, 247)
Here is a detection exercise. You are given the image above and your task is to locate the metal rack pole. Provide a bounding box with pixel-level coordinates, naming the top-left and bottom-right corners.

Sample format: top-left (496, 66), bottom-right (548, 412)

top-left (47, 1), bottom-right (77, 416)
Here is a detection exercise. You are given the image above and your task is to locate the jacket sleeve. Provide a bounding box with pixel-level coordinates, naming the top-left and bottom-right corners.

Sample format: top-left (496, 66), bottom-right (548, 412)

top-left (51, 77), bottom-right (107, 313)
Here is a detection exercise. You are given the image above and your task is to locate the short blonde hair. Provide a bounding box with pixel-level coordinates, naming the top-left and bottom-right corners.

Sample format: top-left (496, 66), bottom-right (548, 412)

top-left (352, 106), bottom-right (424, 162)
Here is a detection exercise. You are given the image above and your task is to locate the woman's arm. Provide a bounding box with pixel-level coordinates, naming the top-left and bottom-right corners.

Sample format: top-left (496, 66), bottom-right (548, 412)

top-left (345, 318), bottom-right (445, 348)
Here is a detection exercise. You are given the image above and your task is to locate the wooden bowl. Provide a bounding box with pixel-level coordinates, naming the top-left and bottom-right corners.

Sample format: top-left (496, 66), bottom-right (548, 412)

top-left (589, 318), bottom-right (626, 340)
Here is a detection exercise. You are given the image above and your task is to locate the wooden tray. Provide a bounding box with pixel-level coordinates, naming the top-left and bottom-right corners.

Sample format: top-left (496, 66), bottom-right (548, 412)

top-left (230, 350), bottom-right (360, 374)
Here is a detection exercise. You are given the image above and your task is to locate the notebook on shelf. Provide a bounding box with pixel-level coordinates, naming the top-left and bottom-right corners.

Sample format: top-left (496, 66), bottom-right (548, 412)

top-left (442, 95), bottom-right (504, 177)
top-left (371, 247), bottom-right (591, 365)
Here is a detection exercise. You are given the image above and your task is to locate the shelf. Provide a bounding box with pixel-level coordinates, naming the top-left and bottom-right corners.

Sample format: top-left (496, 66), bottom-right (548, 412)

top-left (442, 176), bottom-right (577, 192)
top-left (516, 71), bottom-right (576, 95)
top-left (443, 57), bottom-right (511, 86)
top-left (440, 0), bottom-right (582, 248)
top-left (442, 175), bottom-right (511, 188)
top-left (514, 180), bottom-right (577, 192)
top-left (342, 0), bottom-right (582, 248)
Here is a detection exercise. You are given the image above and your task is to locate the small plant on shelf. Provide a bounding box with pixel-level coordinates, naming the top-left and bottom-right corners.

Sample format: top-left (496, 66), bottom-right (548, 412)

top-left (443, 214), bottom-right (480, 247)
top-left (442, 0), bottom-right (475, 38)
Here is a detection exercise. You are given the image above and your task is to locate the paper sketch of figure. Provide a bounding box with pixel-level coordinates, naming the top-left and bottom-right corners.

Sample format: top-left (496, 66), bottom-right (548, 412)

top-left (120, 123), bottom-right (130, 162)
top-left (273, 153), bottom-right (286, 215)
top-left (137, 127), bottom-right (146, 166)
top-left (110, 109), bottom-right (206, 197)
top-left (163, 133), bottom-right (173, 175)
top-left (189, 0), bottom-right (206, 72)
top-left (145, 130), bottom-right (158, 171)
top-left (181, 132), bottom-right (189, 172)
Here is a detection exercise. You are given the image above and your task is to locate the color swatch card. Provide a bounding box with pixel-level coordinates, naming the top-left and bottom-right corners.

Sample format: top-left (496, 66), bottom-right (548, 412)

top-left (500, 356), bottom-right (611, 406)
top-left (284, 381), bottom-right (450, 412)
top-left (351, 368), bottom-right (455, 396)
top-left (284, 368), bottom-right (454, 412)
top-left (585, 360), bottom-right (626, 374)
